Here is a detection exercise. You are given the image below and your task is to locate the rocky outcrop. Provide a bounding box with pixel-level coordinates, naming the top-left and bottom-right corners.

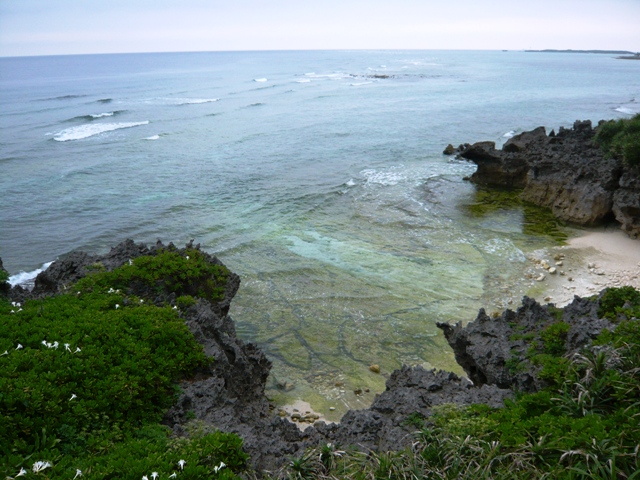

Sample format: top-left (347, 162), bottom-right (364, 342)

top-left (437, 295), bottom-right (613, 392)
top-left (458, 120), bottom-right (640, 236)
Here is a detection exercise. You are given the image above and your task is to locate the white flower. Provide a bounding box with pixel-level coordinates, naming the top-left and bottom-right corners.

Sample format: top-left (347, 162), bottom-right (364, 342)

top-left (69, 394), bottom-right (77, 401)
top-left (172, 306), bottom-right (177, 310)
top-left (178, 459), bottom-right (186, 470)
top-left (10, 310), bottom-right (15, 313)
top-left (46, 342), bottom-right (53, 349)
top-left (151, 473), bottom-right (159, 480)
top-left (16, 343), bottom-right (23, 350)
top-left (186, 255), bottom-right (189, 260)
top-left (115, 304), bottom-right (120, 309)
top-left (142, 476), bottom-right (149, 480)
top-left (75, 347), bottom-right (82, 353)
top-left (77, 291), bottom-right (81, 295)
top-left (169, 474), bottom-right (177, 479)
top-left (17, 308), bottom-right (22, 312)
top-left (73, 469), bottom-right (83, 479)
top-left (213, 462), bottom-right (226, 473)
top-left (140, 299), bottom-right (144, 303)
top-left (1, 350), bottom-right (8, 356)
top-left (52, 341), bottom-right (59, 349)
top-left (32, 461), bottom-right (52, 473)
top-left (65, 343), bottom-right (71, 352)
top-left (128, 259), bottom-right (133, 266)
top-left (42, 340), bottom-right (48, 346)
top-left (16, 467), bottom-right (28, 476)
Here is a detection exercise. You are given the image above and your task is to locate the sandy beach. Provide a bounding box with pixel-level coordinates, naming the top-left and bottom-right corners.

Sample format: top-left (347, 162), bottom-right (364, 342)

top-left (526, 227), bottom-right (640, 307)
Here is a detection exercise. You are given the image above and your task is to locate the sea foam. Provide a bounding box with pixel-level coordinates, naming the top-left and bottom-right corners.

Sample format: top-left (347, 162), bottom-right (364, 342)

top-left (615, 106), bottom-right (637, 115)
top-left (53, 121), bottom-right (149, 141)
top-left (254, 78), bottom-right (267, 82)
top-left (9, 261), bottom-right (53, 287)
top-left (176, 98), bottom-right (219, 105)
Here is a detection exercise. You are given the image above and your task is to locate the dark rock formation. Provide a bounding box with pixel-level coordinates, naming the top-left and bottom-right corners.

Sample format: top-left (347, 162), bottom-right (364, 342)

top-left (437, 295), bottom-right (613, 392)
top-left (457, 120), bottom-right (640, 236)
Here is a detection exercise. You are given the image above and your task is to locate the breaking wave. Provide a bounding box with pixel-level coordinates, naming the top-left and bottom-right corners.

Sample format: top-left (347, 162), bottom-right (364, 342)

top-left (53, 121), bottom-right (149, 141)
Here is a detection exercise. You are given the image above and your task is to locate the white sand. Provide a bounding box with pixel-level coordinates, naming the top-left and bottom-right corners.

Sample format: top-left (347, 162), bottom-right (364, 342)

top-left (530, 227), bottom-right (640, 306)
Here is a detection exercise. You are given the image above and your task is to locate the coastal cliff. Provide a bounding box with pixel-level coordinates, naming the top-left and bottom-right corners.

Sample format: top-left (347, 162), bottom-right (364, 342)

top-left (3, 240), bottom-right (639, 478)
top-left (450, 119), bottom-right (640, 237)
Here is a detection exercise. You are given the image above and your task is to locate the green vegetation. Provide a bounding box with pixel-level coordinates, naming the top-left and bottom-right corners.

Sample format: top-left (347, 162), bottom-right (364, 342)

top-left (595, 114), bottom-right (640, 167)
top-left (598, 285), bottom-right (640, 321)
top-left (1, 250), bottom-right (247, 479)
top-left (77, 248), bottom-right (230, 303)
top-left (276, 287), bottom-right (640, 479)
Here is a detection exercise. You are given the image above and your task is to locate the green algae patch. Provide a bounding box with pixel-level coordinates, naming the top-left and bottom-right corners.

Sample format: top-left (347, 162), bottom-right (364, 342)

top-left (461, 187), bottom-right (569, 243)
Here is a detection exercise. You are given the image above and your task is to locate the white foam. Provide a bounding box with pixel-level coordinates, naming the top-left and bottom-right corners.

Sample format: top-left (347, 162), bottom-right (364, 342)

top-left (143, 135), bottom-right (160, 140)
top-left (296, 79), bottom-right (311, 83)
top-left (361, 167), bottom-right (406, 186)
top-left (346, 179), bottom-right (356, 186)
top-left (254, 78), bottom-right (267, 82)
top-left (350, 82), bottom-right (373, 86)
top-left (90, 112), bottom-right (115, 118)
top-left (9, 261), bottom-right (53, 287)
top-left (615, 106), bottom-right (637, 115)
top-left (503, 130), bottom-right (516, 138)
top-left (53, 121), bottom-right (149, 141)
top-left (176, 98), bottom-right (219, 105)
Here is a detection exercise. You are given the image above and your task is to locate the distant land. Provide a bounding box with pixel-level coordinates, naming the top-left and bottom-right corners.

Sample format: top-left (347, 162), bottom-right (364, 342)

top-left (525, 49), bottom-right (637, 55)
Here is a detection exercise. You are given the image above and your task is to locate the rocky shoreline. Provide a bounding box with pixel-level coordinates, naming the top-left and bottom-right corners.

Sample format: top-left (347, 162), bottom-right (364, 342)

top-left (444, 119), bottom-right (640, 238)
top-left (1, 239), bottom-right (629, 474)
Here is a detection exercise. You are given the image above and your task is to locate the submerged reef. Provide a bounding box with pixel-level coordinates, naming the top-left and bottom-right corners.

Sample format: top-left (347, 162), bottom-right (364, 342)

top-left (3, 240), bottom-right (639, 478)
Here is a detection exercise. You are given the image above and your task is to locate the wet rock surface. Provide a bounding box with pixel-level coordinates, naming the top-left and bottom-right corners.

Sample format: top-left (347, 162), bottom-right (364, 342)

top-left (457, 120), bottom-right (640, 236)
top-left (0, 240), bottom-right (621, 473)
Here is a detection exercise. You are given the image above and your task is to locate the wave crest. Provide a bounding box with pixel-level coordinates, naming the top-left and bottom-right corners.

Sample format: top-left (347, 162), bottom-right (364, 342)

top-left (53, 121), bottom-right (149, 142)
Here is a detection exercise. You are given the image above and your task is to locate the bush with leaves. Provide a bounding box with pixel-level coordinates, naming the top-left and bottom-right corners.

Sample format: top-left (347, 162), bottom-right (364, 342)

top-left (0, 251), bottom-right (248, 479)
top-left (595, 114), bottom-right (640, 167)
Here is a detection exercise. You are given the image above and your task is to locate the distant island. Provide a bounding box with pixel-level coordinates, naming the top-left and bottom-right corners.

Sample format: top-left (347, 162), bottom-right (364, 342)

top-left (525, 49), bottom-right (636, 54)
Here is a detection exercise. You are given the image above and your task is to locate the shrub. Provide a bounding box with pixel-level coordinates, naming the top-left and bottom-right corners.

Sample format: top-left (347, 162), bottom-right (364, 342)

top-left (595, 114), bottom-right (640, 167)
top-left (0, 250), bottom-right (247, 479)
top-left (598, 286), bottom-right (640, 321)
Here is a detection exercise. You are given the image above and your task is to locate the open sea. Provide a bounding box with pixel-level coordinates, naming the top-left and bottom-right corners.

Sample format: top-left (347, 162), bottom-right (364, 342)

top-left (1, 50), bottom-right (638, 417)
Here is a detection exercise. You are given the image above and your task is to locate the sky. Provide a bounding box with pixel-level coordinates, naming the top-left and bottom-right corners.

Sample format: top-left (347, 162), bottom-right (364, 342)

top-left (0, 0), bottom-right (639, 57)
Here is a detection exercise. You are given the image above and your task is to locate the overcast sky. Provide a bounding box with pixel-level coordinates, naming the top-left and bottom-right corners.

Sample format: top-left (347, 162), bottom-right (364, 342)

top-left (1, 0), bottom-right (639, 57)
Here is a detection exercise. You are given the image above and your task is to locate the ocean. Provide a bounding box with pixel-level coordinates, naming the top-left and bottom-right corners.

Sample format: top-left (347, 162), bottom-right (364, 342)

top-left (1, 50), bottom-right (638, 417)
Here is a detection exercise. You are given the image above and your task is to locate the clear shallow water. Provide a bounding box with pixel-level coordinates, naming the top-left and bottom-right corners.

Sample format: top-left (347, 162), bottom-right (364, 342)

top-left (1, 50), bottom-right (638, 417)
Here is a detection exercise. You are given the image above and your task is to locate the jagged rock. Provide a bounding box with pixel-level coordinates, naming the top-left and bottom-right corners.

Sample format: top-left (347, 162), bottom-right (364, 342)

top-left (613, 167), bottom-right (640, 238)
top-left (437, 295), bottom-right (613, 392)
top-left (456, 120), bottom-right (638, 231)
top-left (443, 144), bottom-right (456, 155)
top-left (0, 257), bottom-right (10, 296)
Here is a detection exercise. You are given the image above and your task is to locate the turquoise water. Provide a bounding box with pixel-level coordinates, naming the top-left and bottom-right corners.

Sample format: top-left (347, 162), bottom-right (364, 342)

top-left (1, 50), bottom-right (638, 417)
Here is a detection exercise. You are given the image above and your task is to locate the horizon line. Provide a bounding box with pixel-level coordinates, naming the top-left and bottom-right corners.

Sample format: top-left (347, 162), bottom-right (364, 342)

top-left (2, 47), bottom-right (639, 60)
